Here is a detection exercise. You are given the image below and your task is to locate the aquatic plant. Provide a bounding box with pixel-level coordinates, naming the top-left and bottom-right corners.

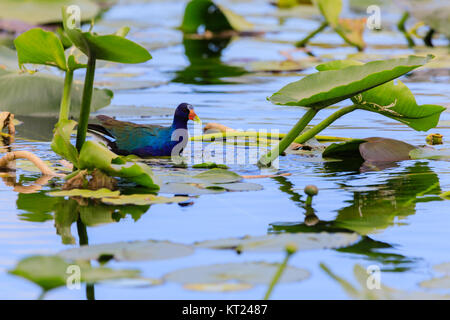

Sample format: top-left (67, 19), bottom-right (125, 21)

top-left (258, 55), bottom-right (446, 166)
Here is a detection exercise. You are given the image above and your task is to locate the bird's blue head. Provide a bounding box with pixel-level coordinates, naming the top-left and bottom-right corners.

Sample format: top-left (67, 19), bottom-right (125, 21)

top-left (173, 103), bottom-right (200, 127)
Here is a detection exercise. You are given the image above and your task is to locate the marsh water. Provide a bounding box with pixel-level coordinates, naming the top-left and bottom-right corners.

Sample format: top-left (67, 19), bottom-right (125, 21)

top-left (1, 0), bottom-right (449, 299)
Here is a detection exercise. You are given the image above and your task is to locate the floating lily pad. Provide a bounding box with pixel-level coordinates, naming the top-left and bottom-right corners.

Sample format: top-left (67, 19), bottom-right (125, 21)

top-left (214, 182), bottom-right (263, 192)
top-left (100, 194), bottom-right (189, 205)
top-left (195, 232), bottom-right (360, 252)
top-left (49, 188), bottom-right (120, 199)
top-left (434, 262), bottom-right (450, 274)
top-left (193, 168), bottom-right (243, 184)
top-left (8, 255), bottom-right (140, 292)
top-left (165, 262), bottom-right (309, 286)
top-left (420, 276), bottom-right (450, 290)
top-left (0, 0), bottom-right (100, 25)
top-left (0, 71), bottom-right (113, 117)
top-left (409, 147), bottom-right (450, 160)
top-left (58, 240), bottom-right (195, 262)
top-left (183, 282), bottom-right (253, 292)
top-left (158, 182), bottom-right (226, 195)
top-left (192, 162), bottom-right (229, 169)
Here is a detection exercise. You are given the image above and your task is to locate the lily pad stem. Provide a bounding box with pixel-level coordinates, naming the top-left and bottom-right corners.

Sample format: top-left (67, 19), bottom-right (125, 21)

top-left (59, 69), bottom-right (74, 122)
top-left (397, 12), bottom-right (415, 48)
top-left (293, 104), bottom-right (359, 144)
top-left (258, 108), bottom-right (318, 167)
top-left (264, 250), bottom-right (295, 300)
top-left (76, 53), bottom-right (96, 151)
top-left (295, 21), bottom-right (328, 47)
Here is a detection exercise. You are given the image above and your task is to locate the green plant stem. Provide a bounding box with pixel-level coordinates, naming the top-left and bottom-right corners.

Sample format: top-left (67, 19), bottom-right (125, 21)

top-left (59, 69), bottom-right (74, 122)
top-left (258, 108), bottom-right (318, 167)
top-left (293, 104), bottom-right (359, 144)
top-left (37, 290), bottom-right (47, 300)
top-left (397, 12), bottom-right (415, 48)
top-left (76, 53), bottom-right (96, 151)
top-left (295, 21), bottom-right (328, 47)
top-left (190, 131), bottom-right (350, 142)
top-left (423, 28), bottom-right (435, 47)
top-left (264, 252), bottom-right (293, 300)
top-left (334, 28), bottom-right (364, 51)
top-left (305, 195), bottom-right (313, 207)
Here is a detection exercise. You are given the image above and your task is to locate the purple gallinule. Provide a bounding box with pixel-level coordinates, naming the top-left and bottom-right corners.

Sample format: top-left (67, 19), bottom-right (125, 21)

top-left (87, 103), bottom-right (200, 157)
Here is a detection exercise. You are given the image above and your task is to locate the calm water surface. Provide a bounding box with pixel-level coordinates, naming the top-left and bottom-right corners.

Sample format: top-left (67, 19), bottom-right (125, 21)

top-left (0, 0), bottom-right (449, 299)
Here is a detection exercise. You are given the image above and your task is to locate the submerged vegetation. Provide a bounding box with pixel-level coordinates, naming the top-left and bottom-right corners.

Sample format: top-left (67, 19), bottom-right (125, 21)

top-left (0, 0), bottom-right (449, 300)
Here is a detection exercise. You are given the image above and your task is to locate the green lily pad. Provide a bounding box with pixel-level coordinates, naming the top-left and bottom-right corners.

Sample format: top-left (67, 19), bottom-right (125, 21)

top-left (214, 182), bottom-right (263, 192)
top-left (192, 162), bottom-right (229, 169)
top-left (193, 168), bottom-right (243, 184)
top-left (62, 8), bottom-right (151, 64)
top-left (409, 148), bottom-right (450, 160)
top-left (58, 240), bottom-right (195, 262)
top-left (158, 182), bottom-right (226, 195)
top-left (8, 255), bottom-right (140, 292)
top-left (0, 71), bottom-right (113, 117)
top-left (322, 139), bottom-right (367, 159)
top-left (48, 188), bottom-right (120, 199)
top-left (15, 28), bottom-right (67, 71)
top-left (0, 0), bottom-right (100, 25)
top-left (269, 55), bottom-right (433, 108)
top-left (183, 282), bottom-right (253, 292)
top-left (165, 262), bottom-right (309, 286)
top-left (100, 194), bottom-right (189, 205)
top-left (316, 58), bottom-right (445, 131)
top-left (195, 232), bottom-right (360, 252)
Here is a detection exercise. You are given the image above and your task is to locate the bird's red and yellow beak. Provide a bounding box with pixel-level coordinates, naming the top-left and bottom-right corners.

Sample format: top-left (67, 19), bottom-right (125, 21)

top-left (189, 109), bottom-right (201, 123)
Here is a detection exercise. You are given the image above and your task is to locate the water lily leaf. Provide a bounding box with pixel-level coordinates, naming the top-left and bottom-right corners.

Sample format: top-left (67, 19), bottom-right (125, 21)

top-left (315, 59), bottom-right (362, 71)
top-left (317, 58), bottom-right (445, 131)
top-left (358, 137), bottom-right (417, 162)
top-left (51, 120), bottom-right (79, 166)
top-left (78, 141), bottom-right (159, 189)
top-left (14, 28), bottom-right (67, 71)
top-left (315, 0), bottom-right (341, 28)
top-left (409, 147), bottom-right (450, 160)
top-left (352, 80), bottom-right (445, 131)
top-left (0, 46), bottom-right (20, 70)
top-left (165, 262), bottom-right (309, 285)
top-left (247, 60), bottom-right (312, 73)
top-left (158, 182), bottom-right (226, 195)
top-left (336, 18), bottom-right (366, 50)
top-left (62, 9), bottom-right (152, 64)
top-left (192, 162), bottom-right (229, 169)
top-left (434, 262), bottom-right (450, 274)
top-left (8, 255), bottom-right (140, 292)
top-left (58, 240), bottom-right (194, 262)
top-left (180, 0), bottom-right (252, 34)
top-left (0, 0), bottom-right (100, 25)
top-left (439, 191), bottom-right (450, 200)
top-left (269, 55), bottom-right (433, 108)
top-left (216, 4), bottom-right (254, 32)
top-left (101, 194), bottom-right (189, 205)
top-left (214, 182), bottom-right (263, 192)
top-left (49, 188), bottom-right (120, 199)
top-left (193, 168), bottom-right (242, 184)
top-left (183, 282), bottom-right (253, 292)
top-left (195, 232), bottom-right (360, 252)
top-left (0, 71), bottom-right (113, 117)
top-left (322, 139), bottom-right (367, 159)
